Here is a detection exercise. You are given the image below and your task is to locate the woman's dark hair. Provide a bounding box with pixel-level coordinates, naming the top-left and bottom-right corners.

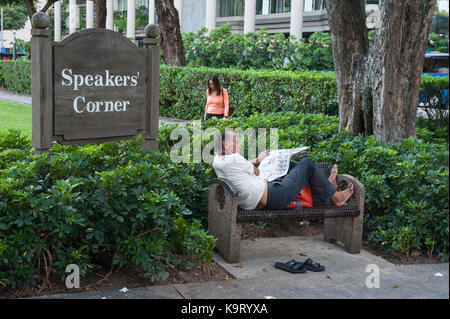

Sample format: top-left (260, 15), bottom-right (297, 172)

top-left (207, 74), bottom-right (222, 95)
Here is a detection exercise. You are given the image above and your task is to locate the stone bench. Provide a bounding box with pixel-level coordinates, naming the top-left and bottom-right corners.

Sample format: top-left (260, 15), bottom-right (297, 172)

top-left (208, 163), bottom-right (365, 263)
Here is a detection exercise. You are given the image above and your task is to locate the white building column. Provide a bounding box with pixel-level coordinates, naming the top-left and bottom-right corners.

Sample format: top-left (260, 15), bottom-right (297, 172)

top-left (127, 0), bottom-right (136, 38)
top-left (262, 0), bottom-right (269, 15)
top-left (205, 0), bottom-right (217, 33)
top-left (148, 0), bottom-right (155, 24)
top-left (69, 0), bottom-right (77, 34)
top-left (106, 0), bottom-right (114, 30)
top-left (86, 0), bottom-right (94, 29)
top-left (54, 1), bottom-right (61, 41)
top-left (244, 0), bottom-right (256, 34)
top-left (290, 0), bottom-right (304, 39)
top-left (174, 0), bottom-right (183, 31)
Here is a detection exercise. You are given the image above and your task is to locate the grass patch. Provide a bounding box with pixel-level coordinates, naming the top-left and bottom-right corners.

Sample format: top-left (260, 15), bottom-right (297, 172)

top-left (0, 101), bottom-right (31, 136)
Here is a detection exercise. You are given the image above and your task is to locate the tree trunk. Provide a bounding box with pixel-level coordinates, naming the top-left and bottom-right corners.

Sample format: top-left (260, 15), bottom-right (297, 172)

top-left (154, 0), bottom-right (186, 66)
top-left (95, 0), bottom-right (107, 28)
top-left (326, 0), bottom-right (437, 143)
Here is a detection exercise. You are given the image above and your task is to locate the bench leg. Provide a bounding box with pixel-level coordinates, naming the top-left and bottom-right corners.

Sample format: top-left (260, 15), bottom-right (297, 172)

top-left (324, 215), bottom-right (363, 253)
top-left (324, 174), bottom-right (365, 254)
top-left (208, 183), bottom-right (241, 263)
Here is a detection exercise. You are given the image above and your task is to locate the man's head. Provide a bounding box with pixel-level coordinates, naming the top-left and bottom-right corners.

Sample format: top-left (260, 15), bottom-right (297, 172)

top-left (217, 129), bottom-right (241, 155)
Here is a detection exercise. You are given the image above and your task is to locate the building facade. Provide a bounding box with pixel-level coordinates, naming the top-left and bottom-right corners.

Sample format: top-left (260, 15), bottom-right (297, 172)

top-left (49, 0), bottom-right (380, 43)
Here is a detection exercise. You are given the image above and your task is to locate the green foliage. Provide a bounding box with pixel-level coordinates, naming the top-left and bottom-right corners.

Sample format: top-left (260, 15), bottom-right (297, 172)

top-left (0, 60), bottom-right (31, 94)
top-left (113, 6), bottom-right (149, 34)
top-left (427, 32), bottom-right (449, 53)
top-left (312, 132), bottom-right (449, 261)
top-left (0, 130), bottom-right (214, 288)
top-left (1, 2), bottom-right (28, 30)
top-left (183, 24), bottom-right (334, 71)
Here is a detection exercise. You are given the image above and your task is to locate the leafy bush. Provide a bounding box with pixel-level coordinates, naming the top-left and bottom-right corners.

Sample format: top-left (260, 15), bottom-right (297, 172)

top-left (0, 130), bottom-right (214, 288)
top-left (0, 60), bottom-right (31, 95)
top-left (183, 24), bottom-right (334, 71)
top-left (312, 132), bottom-right (448, 261)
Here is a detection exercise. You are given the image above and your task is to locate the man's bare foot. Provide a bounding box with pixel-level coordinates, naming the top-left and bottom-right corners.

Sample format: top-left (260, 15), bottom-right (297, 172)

top-left (328, 164), bottom-right (338, 189)
top-left (331, 184), bottom-right (354, 207)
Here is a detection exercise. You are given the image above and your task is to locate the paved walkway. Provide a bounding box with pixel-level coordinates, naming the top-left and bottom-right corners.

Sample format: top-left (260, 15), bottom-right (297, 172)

top-left (33, 235), bottom-right (448, 299)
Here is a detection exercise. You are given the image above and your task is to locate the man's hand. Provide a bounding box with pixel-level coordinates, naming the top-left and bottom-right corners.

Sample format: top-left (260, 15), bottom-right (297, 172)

top-left (256, 150), bottom-right (270, 164)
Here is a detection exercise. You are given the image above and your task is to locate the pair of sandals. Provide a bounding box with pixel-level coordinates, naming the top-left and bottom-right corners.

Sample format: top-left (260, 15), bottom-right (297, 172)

top-left (274, 258), bottom-right (325, 274)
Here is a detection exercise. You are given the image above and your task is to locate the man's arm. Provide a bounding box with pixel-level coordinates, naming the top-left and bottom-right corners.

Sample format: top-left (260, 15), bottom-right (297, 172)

top-left (250, 150), bottom-right (270, 167)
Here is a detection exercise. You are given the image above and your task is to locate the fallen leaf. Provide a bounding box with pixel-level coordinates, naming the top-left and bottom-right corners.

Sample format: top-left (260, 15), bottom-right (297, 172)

top-left (199, 279), bottom-right (203, 283)
top-left (326, 275), bottom-right (332, 279)
top-left (223, 275), bottom-right (233, 280)
top-left (262, 269), bottom-right (268, 272)
top-left (234, 264), bottom-right (244, 268)
top-left (322, 256), bottom-right (328, 260)
top-left (84, 287), bottom-right (90, 291)
top-left (299, 253), bottom-right (308, 257)
top-left (328, 247), bottom-right (333, 250)
top-left (393, 284), bottom-right (399, 288)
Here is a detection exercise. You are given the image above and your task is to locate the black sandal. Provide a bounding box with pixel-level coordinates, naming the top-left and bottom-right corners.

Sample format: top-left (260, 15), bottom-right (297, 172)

top-left (302, 258), bottom-right (325, 272)
top-left (274, 259), bottom-right (307, 274)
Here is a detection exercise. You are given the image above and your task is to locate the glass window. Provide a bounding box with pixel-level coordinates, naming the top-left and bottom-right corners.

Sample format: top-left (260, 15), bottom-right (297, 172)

top-left (218, 0), bottom-right (245, 17)
top-left (269, 0), bottom-right (291, 14)
top-left (366, 0), bottom-right (379, 4)
top-left (256, 0), bottom-right (263, 14)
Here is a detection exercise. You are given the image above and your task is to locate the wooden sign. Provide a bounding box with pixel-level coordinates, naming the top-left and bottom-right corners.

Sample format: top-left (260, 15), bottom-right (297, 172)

top-left (31, 12), bottom-right (160, 152)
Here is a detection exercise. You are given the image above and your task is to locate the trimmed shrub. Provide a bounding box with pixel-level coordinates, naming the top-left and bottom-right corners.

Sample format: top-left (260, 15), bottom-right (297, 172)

top-left (418, 74), bottom-right (449, 127)
top-left (160, 65), bottom-right (338, 119)
top-left (0, 60), bottom-right (31, 95)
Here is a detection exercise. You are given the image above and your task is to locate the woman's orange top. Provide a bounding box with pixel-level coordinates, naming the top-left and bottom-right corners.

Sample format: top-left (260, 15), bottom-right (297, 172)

top-left (205, 88), bottom-right (229, 117)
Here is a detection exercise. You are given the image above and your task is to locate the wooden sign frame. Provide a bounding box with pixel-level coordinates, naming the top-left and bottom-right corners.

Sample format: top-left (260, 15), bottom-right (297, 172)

top-left (31, 12), bottom-right (160, 153)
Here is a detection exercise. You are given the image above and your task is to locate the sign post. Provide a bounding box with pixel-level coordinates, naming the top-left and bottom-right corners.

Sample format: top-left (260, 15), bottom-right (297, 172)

top-left (31, 11), bottom-right (161, 154)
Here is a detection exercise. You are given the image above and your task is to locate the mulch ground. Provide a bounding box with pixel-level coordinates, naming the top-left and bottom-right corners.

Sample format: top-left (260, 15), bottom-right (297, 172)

top-left (1, 220), bottom-right (442, 299)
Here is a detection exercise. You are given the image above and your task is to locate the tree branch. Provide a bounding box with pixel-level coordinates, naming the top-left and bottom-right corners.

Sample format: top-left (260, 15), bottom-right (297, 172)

top-left (41, 0), bottom-right (58, 13)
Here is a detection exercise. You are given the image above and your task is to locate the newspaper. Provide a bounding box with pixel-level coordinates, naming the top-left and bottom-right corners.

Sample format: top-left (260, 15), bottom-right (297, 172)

top-left (258, 147), bottom-right (310, 182)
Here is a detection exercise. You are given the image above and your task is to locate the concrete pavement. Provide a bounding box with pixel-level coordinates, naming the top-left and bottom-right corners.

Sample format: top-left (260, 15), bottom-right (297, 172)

top-left (32, 235), bottom-right (449, 299)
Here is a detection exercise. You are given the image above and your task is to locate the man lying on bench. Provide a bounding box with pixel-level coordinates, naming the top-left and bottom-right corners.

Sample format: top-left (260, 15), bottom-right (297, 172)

top-left (212, 129), bottom-right (354, 211)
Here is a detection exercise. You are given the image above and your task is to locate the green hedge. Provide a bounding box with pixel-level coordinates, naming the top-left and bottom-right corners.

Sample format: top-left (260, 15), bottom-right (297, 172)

top-left (0, 131), bottom-right (214, 288)
top-left (0, 60), bottom-right (31, 95)
top-left (160, 65), bottom-right (338, 119)
top-left (1, 60), bottom-right (448, 122)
